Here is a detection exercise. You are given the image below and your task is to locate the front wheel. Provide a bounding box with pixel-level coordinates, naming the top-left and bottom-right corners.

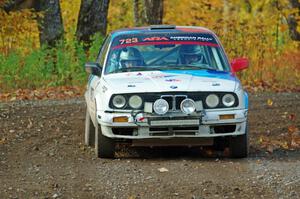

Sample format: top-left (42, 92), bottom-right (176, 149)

top-left (84, 108), bottom-right (95, 147)
top-left (229, 122), bottom-right (249, 158)
top-left (95, 124), bottom-right (115, 158)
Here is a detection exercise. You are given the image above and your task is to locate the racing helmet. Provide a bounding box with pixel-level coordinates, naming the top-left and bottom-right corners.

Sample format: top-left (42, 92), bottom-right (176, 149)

top-left (119, 47), bottom-right (144, 68)
top-left (179, 45), bottom-right (204, 64)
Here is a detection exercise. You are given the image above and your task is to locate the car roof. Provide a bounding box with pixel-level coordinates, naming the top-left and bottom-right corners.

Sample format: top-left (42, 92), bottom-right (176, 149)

top-left (110, 25), bottom-right (215, 38)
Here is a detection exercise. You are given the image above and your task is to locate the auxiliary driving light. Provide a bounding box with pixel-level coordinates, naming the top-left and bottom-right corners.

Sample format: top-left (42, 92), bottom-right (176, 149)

top-left (153, 99), bottom-right (169, 115)
top-left (180, 98), bottom-right (196, 114)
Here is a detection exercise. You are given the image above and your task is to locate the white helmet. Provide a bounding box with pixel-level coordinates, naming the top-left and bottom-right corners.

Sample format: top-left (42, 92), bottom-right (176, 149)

top-left (119, 47), bottom-right (144, 67)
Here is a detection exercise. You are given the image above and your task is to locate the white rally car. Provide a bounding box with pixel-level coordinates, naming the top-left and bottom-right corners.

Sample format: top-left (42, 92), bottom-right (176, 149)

top-left (84, 25), bottom-right (249, 158)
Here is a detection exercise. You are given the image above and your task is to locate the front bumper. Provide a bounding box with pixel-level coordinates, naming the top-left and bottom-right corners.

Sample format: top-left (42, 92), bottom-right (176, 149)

top-left (97, 109), bottom-right (248, 140)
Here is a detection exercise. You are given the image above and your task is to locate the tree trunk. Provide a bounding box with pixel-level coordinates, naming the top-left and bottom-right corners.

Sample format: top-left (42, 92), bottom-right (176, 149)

top-left (143, 0), bottom-right (163, 25)
top-left (287, 0), bottom-right (300, 41)
top-left (244, 0), bottom-right (252, 13)
top-left (2, 0), bottom-right (31, 12)
top-left (133, 0), bottom-right (140, 26)
top-left (223, 0), bottom-right (229, 34)
top-left (33, 0), bottom-right (64, 47)
top-left (76, 0), bottom-right (110, 46)
top-left (2, 0), bottom-right (64, 47)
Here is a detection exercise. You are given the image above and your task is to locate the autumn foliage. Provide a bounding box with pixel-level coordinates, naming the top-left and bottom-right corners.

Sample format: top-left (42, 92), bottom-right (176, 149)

top-left (0, 0), bottom-right (299, 92)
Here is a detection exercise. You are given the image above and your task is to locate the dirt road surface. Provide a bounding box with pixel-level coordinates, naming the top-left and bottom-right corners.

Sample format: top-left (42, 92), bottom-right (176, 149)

top-left (0, 92), bottom-right (299, 199)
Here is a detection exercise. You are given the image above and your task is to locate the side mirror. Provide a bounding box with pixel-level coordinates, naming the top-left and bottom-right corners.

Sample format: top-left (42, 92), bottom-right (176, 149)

top-left (85, 62), bottom-right (102, 76)
top-left (231, 58), bottom-right (249, 72)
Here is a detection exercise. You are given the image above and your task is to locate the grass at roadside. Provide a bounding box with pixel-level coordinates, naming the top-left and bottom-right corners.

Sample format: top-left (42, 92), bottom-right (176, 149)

top-left (0, 34), bottom-right (104, 93)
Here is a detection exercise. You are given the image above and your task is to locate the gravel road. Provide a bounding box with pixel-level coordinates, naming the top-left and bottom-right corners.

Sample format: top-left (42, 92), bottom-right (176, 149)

top-left (0, 92), bottom-right (299, 199)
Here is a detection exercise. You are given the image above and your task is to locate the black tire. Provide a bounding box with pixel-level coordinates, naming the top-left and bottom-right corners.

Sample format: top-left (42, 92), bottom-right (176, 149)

top-left (85, 108), bottom-right (95, 147)
top-left (229, 122), bottom-right (249, 158)
top-left (95, 124), bottom-right (115, 158)
top-left (213, 137), bottom-right (227, 151)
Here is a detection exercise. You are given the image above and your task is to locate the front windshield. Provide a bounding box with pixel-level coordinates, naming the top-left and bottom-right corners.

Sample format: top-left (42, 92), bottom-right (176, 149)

top-left (104, 33), bottom-right (230, 74)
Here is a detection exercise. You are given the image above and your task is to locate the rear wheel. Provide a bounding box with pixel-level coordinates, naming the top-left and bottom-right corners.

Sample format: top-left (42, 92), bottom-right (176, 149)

top-left (84, 108), bottom-right (95, 147)
top-left (95, 124), bottom-right (115, 158)
top-left (229, 122), bottom-right (249, 158)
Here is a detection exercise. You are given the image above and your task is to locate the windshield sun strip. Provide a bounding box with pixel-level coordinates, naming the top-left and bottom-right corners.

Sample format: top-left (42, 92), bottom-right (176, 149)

top-left (111, 41), bottom-right (219, 50)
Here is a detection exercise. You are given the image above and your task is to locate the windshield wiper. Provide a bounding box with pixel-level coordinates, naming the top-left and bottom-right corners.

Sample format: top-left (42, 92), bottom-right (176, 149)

top-left (111, 66), bottom-right (154, 73)
top-left (155, 64), bottom-right (216, 70)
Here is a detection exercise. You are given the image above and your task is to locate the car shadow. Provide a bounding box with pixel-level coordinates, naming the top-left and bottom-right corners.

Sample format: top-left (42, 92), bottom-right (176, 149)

top-left (114, 144), bottom-right (300, 160)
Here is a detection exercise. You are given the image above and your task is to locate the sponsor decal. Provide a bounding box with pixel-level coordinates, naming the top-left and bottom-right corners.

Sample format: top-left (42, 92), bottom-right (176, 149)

top-left (137, 72), bottom-right (143, 76)
top-left (119, 37), bottom-right (138, 44)
top-left (165, 79), bottom-right (181, 82)
top-left (170, 36), bottom-right (213, 42)
top-left (143, 37), bottom-right (169, 41)
top-left (212, 82), bottom-right (221, 86)
top-left (102, 86), bottom-right (107, 93)
top-left (128, 85), bottom-right (136, 87)
top-left (151, 74), bottom-right (176, 79)
top-left (170, 85), bottom-right (178, 89)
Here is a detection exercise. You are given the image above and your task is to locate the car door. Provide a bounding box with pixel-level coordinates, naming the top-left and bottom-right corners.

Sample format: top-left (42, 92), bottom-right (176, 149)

top-left (87, 35), bottom-right (111, 124)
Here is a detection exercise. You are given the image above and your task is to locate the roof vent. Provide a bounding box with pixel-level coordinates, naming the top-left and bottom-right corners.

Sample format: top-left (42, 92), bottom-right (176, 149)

top-left (150, 25), bottom-right (176, 30)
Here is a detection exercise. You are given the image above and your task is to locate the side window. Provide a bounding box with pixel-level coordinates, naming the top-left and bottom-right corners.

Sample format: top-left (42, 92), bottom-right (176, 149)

top-left (97, 35), bottom-right (111, 66)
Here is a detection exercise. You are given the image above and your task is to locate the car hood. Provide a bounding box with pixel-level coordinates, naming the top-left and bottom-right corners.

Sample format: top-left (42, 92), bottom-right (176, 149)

top-left (103, 70), bottom-right (238, 93)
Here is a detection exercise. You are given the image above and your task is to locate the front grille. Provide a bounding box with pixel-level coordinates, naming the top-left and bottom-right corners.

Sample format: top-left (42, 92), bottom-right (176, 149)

top-left (149, 126), bottom-right (198, 136)
top-left (161, 95), bottom-right (187, 111)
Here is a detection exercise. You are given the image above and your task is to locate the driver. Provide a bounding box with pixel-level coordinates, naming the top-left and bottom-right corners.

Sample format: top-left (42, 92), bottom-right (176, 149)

top-left (119, 47), bottom-right (144, 68)
top-left (179, 45), bottom-right (205, 65)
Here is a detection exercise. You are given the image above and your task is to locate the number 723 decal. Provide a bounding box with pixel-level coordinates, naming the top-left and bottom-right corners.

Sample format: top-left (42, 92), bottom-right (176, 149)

top-left (119, 38), bottom-right (138, 44)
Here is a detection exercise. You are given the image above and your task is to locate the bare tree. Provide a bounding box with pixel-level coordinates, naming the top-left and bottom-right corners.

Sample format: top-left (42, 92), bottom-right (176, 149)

top-left (76, 0), bottom-right (110, 46)
top-left (244, 0), bottom-right (252, 13)
top-left (287, 0), bottom-right (300, 41)
top-left (143, 0), bottom-right (163, 25)
top-left (2, 0), bottom-right (34, 12)
top-left (133, 0), bottom-right (140, 26)
top-left (33, 0), bottom-right (64, 47)
top-left (1, 0), bottom-right (64, 47)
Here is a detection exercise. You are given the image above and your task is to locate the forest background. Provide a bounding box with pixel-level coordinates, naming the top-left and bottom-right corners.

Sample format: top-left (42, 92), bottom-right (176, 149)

top-left (0, 0), bottom-right (299, 100)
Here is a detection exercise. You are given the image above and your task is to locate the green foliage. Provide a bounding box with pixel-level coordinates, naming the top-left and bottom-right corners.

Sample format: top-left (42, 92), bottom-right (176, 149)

top-left (88, 33), bottom-right (105, 61)
top-left (0, 51), bottom-right (21, 89)
top-left (0, 35), bottom-right (105, 92)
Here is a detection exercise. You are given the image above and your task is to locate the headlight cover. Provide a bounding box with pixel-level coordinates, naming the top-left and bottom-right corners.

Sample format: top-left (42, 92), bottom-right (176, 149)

top-left (205, 94), bottom-right (219, 108)
top-left (129, 95), bottom-right (142, 109)
top-left (112, 95), bottom-right (126, 108)
top-left (222, 94), bottom-right (235, 107)
top-left (153, 99), bottom-right (169, 115)
top-left (180, 98), bottom-right (196, 114)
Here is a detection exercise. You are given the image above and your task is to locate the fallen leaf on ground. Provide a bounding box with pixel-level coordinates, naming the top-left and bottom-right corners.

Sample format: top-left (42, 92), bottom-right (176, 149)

top-left (158, 167), bottom-right (169, 173)
top-left (267, 145), bottom-right (274, 153)
top-left (267, 99), bottom-right (273, 106)
top-left (288, 114), bottom-right (296, 121)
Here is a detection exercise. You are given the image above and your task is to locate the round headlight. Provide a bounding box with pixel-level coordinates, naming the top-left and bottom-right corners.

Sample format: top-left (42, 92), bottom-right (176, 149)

top-left (222, 94), bottom-right (235, 107)
top-left (180, 98), bottom-right (196, 114)
top-left (206, 94), bottom-right (219, 108)
top-left (112, 95), bottom-right (126, 108)
top-left (153, 99), bottom-right (169, 115)
top-left (129, 95), bottom-right (142, 109)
